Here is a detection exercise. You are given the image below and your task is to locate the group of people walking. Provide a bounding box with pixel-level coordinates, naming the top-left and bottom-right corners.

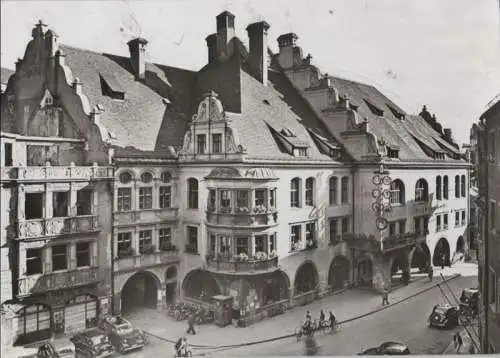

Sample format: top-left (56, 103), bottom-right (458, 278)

top-left (302, 309), bottom-right (337, 335)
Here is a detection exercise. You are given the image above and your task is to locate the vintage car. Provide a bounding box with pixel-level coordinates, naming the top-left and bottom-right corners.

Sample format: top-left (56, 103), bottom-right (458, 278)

top-left (70, 328), bottom-right (115, 358)
top-left (98, 315), bottom-right (147, 353)
top-left (428, 304), bottom-right (460, 329)
top-left (358, 341), bottom-right (411, 355)
top-left (459, 288), bottom-right (479, 316)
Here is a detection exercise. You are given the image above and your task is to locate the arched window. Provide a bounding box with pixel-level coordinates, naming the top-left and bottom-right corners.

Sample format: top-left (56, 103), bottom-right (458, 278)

top-left (415, 179), bottom-right (428, 202)
top-left (140, 172), bottom-right (153, 183)
top-left (436, 176), bottom-right (442, 200)
top-left (461, 175), bottom-right (466, 197)
top-left (443, 175), bottom-right (449, 200)
top-left (187, 178), bottom-right (198, 209)
top-left (160, 172), bottom-right (172, 209)
top-left (329, 176), bottom-right (338, 205)
top-left (455, 175), bottom-right (460, 198)
top-left (119, 171), bottom-right (132, 184)
top-left (390, 179), bottom-right (405, 205)
top-left (290, 178), bottom-right (301, 207)
top-left (341, 176), bottom-right (349, 204)
top-left (305, 177), bottom-right (314, 206)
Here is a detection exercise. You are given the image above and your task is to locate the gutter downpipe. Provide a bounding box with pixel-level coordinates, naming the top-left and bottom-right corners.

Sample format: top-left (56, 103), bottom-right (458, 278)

top-left (350, 165), bottom-right (357, 286)
top-left (482, 127), bottom-right (489, 353)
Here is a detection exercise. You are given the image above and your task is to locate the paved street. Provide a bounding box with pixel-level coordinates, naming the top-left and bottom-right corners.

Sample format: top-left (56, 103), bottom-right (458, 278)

top-left (122, 263), bottom-right (478, 356)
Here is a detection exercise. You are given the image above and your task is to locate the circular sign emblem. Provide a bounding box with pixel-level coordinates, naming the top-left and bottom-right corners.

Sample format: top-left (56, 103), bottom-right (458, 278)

top-left (382, 176), bottom-right (391, 186)
top-left (376, 217), bottom-right (388, 231)
top-left (382, 189), bottom-right (391, 199)
top-left (372, 189), bottom-right (381, 199)
top-left (371, 202), bottom-right (381, 212)
top-left (372, 175), bottom-right (381, 185)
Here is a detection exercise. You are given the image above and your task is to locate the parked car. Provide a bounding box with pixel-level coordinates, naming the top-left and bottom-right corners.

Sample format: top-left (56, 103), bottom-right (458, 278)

top-left (428, 304), bottom-right (460, 329)
top-left (459, 288), bottom-right (479, 317)
top-left (50, 338), bottom-right (76, 358)
top-left (70, 328), bottom-right (114, 358)
top-left (358, 341), bottom-right (410, 355)
top-left (98, 315), bottom-right (147, 353)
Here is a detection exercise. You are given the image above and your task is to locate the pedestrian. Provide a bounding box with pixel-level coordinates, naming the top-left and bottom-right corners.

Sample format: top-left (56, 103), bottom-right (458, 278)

top-left (381, 287), bottom-right (390, 306)
top-left (453, 332), bottom-right (458, 350)
top-left (186, 313), bottom-right (196, 335)
top-left (441, 254), bottom-right (445, 269)
top-left (428, 266), bottom-right (434, 282)
top-left (455, 332), bottom-right (463, 353)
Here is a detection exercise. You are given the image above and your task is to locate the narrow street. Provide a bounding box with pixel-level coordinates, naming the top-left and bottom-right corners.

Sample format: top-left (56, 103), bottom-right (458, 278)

top-left (123, 264), bottom-right (478, 356)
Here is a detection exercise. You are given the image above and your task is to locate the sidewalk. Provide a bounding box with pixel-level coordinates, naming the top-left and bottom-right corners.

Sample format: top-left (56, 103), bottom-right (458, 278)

top-left (442, 328), bottom-right (477, 355)
top-left (127, 269), bottom-right (463, 350)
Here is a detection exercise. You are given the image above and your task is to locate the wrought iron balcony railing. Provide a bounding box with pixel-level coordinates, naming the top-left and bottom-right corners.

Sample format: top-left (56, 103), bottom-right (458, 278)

top-left (18, 215), bottom-right (99, 239)
top-left (205, 254), bottom-right (278, 273)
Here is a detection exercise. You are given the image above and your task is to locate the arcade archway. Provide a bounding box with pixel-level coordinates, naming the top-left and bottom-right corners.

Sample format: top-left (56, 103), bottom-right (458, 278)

top-left (328, 256), bottom-right (350, 291)
top-left (456, 236), bottom-right (465, 253)
top-left (261, 270), bottom-right (290, 305)
top-left (182, 269), bottom-right (221, 302)
top-left (294, 261), bottom-right (319, 294)
top-left (433, 238), bottom-right (451, 267)
top-left (411, 242), bottom-right (431, 271)
top-left (121, 272), bottom-right (160, 313)
top-left (356, 257), bottom-right (373, 286)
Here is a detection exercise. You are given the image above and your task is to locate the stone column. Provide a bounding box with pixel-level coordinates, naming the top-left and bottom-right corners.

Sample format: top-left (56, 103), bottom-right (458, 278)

top-left (132, 179), bottom-right (137, 211)
top-left (337, 179), bottom-right (341, 205)
top-left (69, 183), bottom-right (77, 217)
top-left (133, 227), bottom-right (139, 255)
top-left (371, 254), bottom-right (391, 292)
top-left (250, 234), bottom-right (255, 257)
top-left (113, 293), bottom-right (122, 315)
top-left (17, 185), bottom-right (25, 221)
top-left (43, 246), bottom-right (52, 273)
top-left (158, 283), bottom-right (166, 310)
top-left (18, 246), bottom-right (27, 277)
top-left (153, 224), bottom-right (160, 252)
top-left (250, 190), bottom-right (255, 211)
top-left (45, 184), bottom-right (53, 218)
top-left (68, 243), bottom-right (76, 269)
top-left (113, 233), bottom-right (119, 260)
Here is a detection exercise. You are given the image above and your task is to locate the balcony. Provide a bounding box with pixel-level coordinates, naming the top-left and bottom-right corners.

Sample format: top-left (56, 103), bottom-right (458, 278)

top-left (206, 207), bottom-right (278, 228)
top-left (2, 165), bottom-right (113, 182)
top-left (205, 253), bottom-right (279, 274)
top-left (17, 266), bottom-right (99, 297)
top-left (114, 208), bottom-right (179, 226)
top-left (114, 250), bottom-right (180, 272)
top-left (344, 231), bottom-right (427, 253)
top-left (17, 215), bottom-right (99, 240)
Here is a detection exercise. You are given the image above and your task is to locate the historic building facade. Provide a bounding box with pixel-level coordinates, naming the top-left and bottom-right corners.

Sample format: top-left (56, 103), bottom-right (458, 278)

top-left (476, 96), bottom-right (500, 353)
top-left (0, 11), bottom-right (469, 350)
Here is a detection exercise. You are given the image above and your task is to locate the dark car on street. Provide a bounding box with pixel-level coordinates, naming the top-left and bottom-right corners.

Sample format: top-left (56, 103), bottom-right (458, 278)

top-left (358, 341), bottom-right (411, 355)
top-left (98, 315), bottom-right (147, 353)
top-left (459, 288), bottom-right (479, 316)
top-left (428, 304), bottom-right (460, 329)
top-left (70, 328), bottom-right (114, 358)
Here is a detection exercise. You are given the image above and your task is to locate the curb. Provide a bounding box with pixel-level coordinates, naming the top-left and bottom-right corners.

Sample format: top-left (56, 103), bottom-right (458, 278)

top-left (145, 273), bottom-right (462, 353)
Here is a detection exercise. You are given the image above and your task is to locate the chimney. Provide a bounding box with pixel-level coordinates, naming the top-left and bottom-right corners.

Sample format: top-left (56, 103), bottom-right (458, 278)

top-left (444, 128), bottom-right (453, 141)
top-left (205, 34), bottom-right (217, 64)
top-left (216, 11), bottom-right (236, 61)
top-left (276, 32), bottom-right (302, 69)
top-left (127, 37), bottom-right (148, 80)
top-left (246, 21), bottom-right (270, 86)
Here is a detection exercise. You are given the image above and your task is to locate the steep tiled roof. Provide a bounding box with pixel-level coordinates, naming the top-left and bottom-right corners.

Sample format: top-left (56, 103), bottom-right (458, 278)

top-left (1, 67), bottom-right (14, 85)
top-left (327, 76), bottom-right (463, 162)
top-left (60, 45), bottom-right (196, 153)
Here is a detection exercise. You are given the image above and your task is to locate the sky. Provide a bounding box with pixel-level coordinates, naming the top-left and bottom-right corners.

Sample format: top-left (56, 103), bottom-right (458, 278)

top-left (1, 0), bottom-right (499, 145)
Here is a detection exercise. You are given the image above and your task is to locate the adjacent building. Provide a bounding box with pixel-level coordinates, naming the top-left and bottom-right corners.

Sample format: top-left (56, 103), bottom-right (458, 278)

top-left (1, 11), bottom-right (469, 350)
top-left (1, 67), bottom-right (14, 93)
top-left (476, 95), bottom-right (500, 353)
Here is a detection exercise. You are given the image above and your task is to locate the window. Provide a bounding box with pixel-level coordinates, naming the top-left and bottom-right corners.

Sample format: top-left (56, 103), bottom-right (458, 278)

top-left (329, 219), bottom-right (339, 244)
top-left (490, 201), bottom-right (496, 230)
top-left (53, 192), bottom-right (69, 217)
top-left (436, 176), bottom-right (442, 200)
top-left (443, 176), bottom-right (449, 200)
top-left (390, 179), bottom-right (405, 205)
top-left (296, 147), bottom-right (308, 157)
top-left (461, 210), bottom-right (466, 226)
top-left (4, 143), bottom-right (12, 166)
top-left (387, 148), bottom-right (399, 158)
top-left (305, 177), bottom-right (314, 206)
top-left (236, 237), bottom-right (248, 255)
top-left (329, 177), bottom-right (338, 205)
top-left (455, 212), bottom-right (460, 227)
top-left (187, 226), bottom-right (198, 253)
top-left (26, 248), bottom-right (42, 275)
top-left (236, 190), bottom-right (249, 211)
top-left (159, 186), bottom-right (171, 209)
top-left (255, 189), bottom-right (266, 207)
top-left (219, 235), bottom-right (231, 253)
top-left (159, 172), bottom-right (172, 209)
top-left (306, 222), bottom-right (316, 248)
top-left (139, 230), bottom-right (153, 253)
top-left (117, 232), bottom-right (132, 256)
top-left (415, 179), bottom-right (428, 202)
top-left (414, 217), bottom-right (421, 235)
top-left (436, 215), bottom-right (441, 232)
top-left (255, 235), bottom-right (265, 253)
top-left (269, 234), bottom-right (276, 253)
top-left (197, 134), bottom-right (206, 154)
top-left (76, 242), bottom-right (90, 267)
top-left (290, 225), bottom-right (301, 252)
top-left (208, 189), bottom-right (216, 211)
top-left (489, 269), bottom-right (496, 306)
top-left (119, 172), bottom-right (132, 184)
top-left (290, 178), bottom-right (300, 207)
top-left (399, 219), bottom-right (406, 234)
top-left (341, 217), bottom-right (349, 234)
top-left (443, 214), bottom-right (448, 230)
top-left (209, 234), bottom-right (216, 254)
top-left (455, 175), bottom-right (460, 198)
top-left (187, 178), bottom-right (198, 209)
top-left (159, 228), bottom-right (172, 251)
top-left (25, 193), bottom-right (44, 219)
top-left (117, 188), bottom-right (131, 211)
top-left (269, 189), bottom-right (276, 208)
top-left (341, 176), bottom-right (349, 204)
top-left (76, 190), bottom-right (92, 215)
top-left (220, 190), bottom-right (232, 212)
top-left (139, 187), bottom-right (152, 209)
top-left (140, 172), bottom-right (153, 183)
top-left (461, 175), bottom-right (466, 197)
top-left (52, 245), bottom-right (67, 271)
top-left (389, 222), bottom-right (396, 236)
top-left (212, 133), bottom-right (222, 153)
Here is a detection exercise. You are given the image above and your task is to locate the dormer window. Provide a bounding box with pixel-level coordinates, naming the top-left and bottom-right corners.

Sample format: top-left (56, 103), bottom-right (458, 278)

top-left (295, 147), bottom-right (308, 157)
top-left (364, 99), bottom-right (384, 116)
top-left (100, 73), bottom-right (125, 100)
top-left (387, 147), bottom-right (399, 159)
top-left (386, 103), bottom-right (405, 120)
top-left (280, 128), bottom-right (294, 137)
top-left (45, 96), bottom-right (53, 106)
